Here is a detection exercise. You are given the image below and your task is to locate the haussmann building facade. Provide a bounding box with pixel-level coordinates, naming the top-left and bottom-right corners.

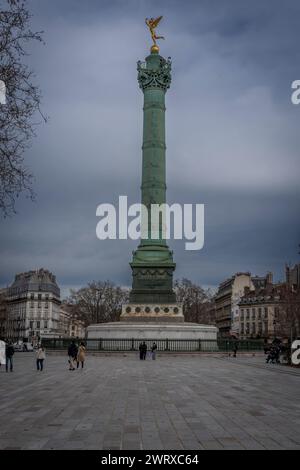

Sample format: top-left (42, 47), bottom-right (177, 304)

top-left (6, 269), bottom-right (61, 343)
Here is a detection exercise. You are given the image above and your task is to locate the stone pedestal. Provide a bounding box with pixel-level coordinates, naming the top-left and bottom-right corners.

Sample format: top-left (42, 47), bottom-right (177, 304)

top-left (86, 321), bottom-right (218, 344)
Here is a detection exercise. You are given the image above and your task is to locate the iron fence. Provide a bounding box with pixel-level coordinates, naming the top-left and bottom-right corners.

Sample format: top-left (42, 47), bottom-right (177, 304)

top-left (41, 337), bottom-right (264, 352)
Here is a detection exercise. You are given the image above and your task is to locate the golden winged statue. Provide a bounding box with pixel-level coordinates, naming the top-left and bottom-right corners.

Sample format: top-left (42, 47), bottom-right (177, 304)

top-left (145, 16), bottom-right (165, 52)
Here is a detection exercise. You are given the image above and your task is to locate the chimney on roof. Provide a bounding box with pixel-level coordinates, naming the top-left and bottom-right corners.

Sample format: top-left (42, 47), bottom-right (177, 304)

top-left (244, 286), bottom-right (250, 295)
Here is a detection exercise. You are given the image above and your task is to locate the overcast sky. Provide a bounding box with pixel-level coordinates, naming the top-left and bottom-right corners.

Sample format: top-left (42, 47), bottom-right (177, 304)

top-left (1, 0), bottom-right (300, 297)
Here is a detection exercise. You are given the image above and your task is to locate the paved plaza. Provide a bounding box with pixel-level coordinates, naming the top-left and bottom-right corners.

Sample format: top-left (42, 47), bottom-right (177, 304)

top-left (0, 353), bottom-right (299, 450)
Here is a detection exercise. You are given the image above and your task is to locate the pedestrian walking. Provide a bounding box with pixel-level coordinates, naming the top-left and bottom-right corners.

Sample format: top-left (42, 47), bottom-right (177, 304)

top-left (5, 341), bottom-right (14, 372)
top-left (232, 340), bottom-right (238, 358)
top-left (68, 340), bottom-right (78, 370)
top-left (36, 345), bottom-right (46, 371)
top-left (77, 342), bottom-right (86, 369)
top-left (151, 342), bottom-right (157, 360)
top-left (266, 345), bottom-right (281, 364)
top-left (142, 341), bottom-right (147, 360)
top-left (0, 340), bottom-right (5, 368)
top-left (139, 342), bottom-right (143, 360)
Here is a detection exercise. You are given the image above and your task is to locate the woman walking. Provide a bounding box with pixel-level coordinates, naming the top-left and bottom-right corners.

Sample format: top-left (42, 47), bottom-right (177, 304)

top-left (77, 342), bottom-right (86, 369)
top-left (36, 345), bottom-right (46, 371)
top-left (151, 342), bottom-right (157, 360)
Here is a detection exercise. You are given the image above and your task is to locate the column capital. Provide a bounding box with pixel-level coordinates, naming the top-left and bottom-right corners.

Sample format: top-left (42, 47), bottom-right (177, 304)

top-left (137, 53), bottom-right (172, 92)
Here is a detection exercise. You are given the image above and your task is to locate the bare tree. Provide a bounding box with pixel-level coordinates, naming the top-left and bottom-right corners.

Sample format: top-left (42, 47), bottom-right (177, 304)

top-left (275, 286), bottom-right (300, 341)
top-left (67, 281), bottom-right (129, 326)
top-left (0, 0), bottom-right (45, 216)
top-left (174, 278), bottom-right (215, 324)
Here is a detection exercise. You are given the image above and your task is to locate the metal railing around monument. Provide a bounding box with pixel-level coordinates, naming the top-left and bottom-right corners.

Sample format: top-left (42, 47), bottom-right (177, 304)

top-left (41, 338), bottom-right (264, 353)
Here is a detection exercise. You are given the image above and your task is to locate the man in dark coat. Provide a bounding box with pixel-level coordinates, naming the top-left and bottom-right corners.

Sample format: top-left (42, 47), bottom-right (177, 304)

top-left (68, 340), bottom-right (78, 370)
top-left (141, 341), bottom-right (147, 360)
top-left (6, 341), bottom-right (14, 372)
top-left (139, 342), bottom-right (143, 360)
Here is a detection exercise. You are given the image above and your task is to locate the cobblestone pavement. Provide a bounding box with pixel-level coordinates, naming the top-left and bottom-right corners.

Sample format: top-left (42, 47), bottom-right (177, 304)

top-left (0, 353), bottom-right (299, 450)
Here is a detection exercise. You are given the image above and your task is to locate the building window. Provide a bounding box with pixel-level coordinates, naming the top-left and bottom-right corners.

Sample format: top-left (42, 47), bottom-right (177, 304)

top-left (264, 307), bottom-right (268, 317)
top-left (246, 309), bottom-right (250, 319)
top-left (44, 321), bottom-right (48, 329)
top-left (240, 309), bottom-right (244, 320)
top-left (246, 323), bottom-right (250, 334)
top-left (29, 321), bottom-right (33, 329)
top-left (258, 308), bottom-right (262, 318)
top-left (252, 323), bottom-right (256, 334)
top-left (45, 301), bottom-right (49, 308)
top-left (240, 325), bottom-right (244, 335)
top-left (30, 293), bottom-right (34, 300)
top-left (252, 308), bottom-right (256, 319)
top-left (36, 321), bottom-right (40, 329)
top-left (30, 301), bottom-right (34, 308)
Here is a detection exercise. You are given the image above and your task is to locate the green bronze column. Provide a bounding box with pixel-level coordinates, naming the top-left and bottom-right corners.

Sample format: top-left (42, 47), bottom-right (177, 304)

top-left (129, 47), bottom-right (176, 305)
top-left (139, 51), bottom-right (169, 245)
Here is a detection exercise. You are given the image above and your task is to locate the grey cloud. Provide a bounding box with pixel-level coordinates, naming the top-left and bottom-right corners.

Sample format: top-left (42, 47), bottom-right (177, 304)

top-left (1, 0), bottom-right (299, 294)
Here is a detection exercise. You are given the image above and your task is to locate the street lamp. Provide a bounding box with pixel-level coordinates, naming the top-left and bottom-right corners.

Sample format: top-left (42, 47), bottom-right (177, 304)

top-left (17, 316), bottom-right (21, 343)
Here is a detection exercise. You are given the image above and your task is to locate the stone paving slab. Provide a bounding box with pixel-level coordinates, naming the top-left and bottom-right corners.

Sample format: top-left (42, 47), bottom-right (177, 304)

top-left (0, 353), bottom-right (299, 450)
